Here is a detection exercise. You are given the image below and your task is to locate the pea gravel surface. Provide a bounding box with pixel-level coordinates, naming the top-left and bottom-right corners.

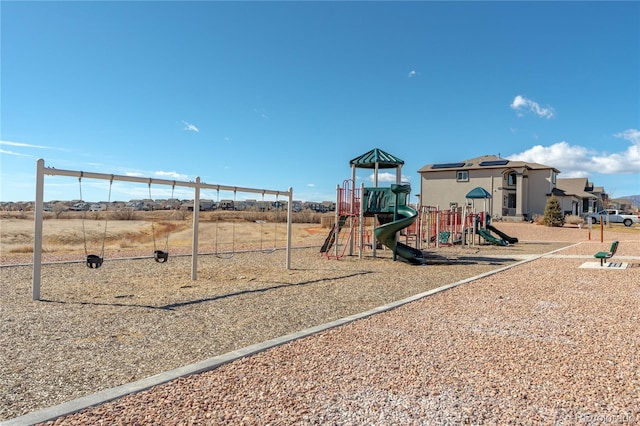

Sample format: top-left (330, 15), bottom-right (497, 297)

top-left (2, 223), bottom-right (639, 424)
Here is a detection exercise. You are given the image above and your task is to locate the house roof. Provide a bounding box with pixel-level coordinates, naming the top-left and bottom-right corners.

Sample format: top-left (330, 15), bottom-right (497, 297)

top-left (555, 178), bottom-right (598, 199)
top-left (350, 148), bottom-right (404, 169)
top-left (418, 154), bottom-right (560, 173)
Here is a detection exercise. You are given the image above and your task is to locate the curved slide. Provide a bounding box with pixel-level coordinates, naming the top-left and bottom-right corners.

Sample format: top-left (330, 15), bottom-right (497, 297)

top-left (486, 224), bottom-right (518, 244)
top-left (374, 205), bottom-right (425, 265)
top-left (477, 227), bottom-right (508, 246)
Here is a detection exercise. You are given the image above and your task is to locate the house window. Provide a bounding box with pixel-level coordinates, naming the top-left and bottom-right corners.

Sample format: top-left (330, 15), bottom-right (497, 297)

top-left (551, 172), bottom-right (557, 184)
top-left (456, 171), bottom-right (468, 182)
top-left (507, 193), bottom-right (516, 209)
top-left (507, 172), bottom-right (517, 186)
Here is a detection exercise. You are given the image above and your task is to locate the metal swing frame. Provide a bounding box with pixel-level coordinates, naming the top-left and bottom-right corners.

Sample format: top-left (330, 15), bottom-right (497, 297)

top-left (32, 159), bottom-right (294, 301)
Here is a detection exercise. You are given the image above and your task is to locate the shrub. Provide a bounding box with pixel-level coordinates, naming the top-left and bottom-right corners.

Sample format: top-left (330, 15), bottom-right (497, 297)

top-left (10, 245), bottom-right (34, 254)
top-left (532, 214), bottom-right (544, 225)
top-left (293, 210), bottom-right (322, 224)
top-left (174, 209), bottom-right (190, 221)
top-left (542, 195), bottom-right (564, 227)
top-left (53, 205), bottom-right (66, 219)
top-left (564, 214), bottom-right (584, 226)
top-left (113, 209), bottom-right (138, 221)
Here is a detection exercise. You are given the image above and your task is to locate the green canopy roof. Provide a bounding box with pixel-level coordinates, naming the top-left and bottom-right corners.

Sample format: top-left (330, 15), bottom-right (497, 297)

top-left (466, 187), bottom-right (492, 199)
top-left (350, 148), bottom-right (404, 169)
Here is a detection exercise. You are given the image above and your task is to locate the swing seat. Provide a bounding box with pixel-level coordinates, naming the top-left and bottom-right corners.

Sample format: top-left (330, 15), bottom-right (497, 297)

top-left (154, 250), bottom-right (169, 263)
top-left (86, 255), bottom-right (103, 269)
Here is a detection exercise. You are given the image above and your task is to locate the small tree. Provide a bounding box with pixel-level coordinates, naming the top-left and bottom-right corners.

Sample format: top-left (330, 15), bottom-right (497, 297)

top-left (53, 204), bottom-right (66, 219)
top-left (543, 195), bottom-right (564, 227)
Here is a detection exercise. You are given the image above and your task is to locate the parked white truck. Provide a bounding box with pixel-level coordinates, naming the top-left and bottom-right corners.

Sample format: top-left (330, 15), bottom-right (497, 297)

top-left (584, 209), bottom-right (640, 227)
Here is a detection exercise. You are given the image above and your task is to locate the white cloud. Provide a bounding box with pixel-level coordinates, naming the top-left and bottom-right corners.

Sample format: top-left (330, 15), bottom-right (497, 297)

top-left (126, 172), bottom-right (143, 177)
top-left (507, 130), bottom-right (640, 176)
top-left (368, 172), bottom-right (412, 183)
top-left (182, 121), bottom-right (199, 132)
top-left (307, 183), bottom-right (316, 188)
top-left (0, 140), bottom-right (51, 149)
top-left (0, 148), bottom-right (32, 157)
top-left (615, 128), bottom-right (640, 145)
top-left (254, 108), bottom-right (269, 119)
top-left (408, 70), bottom-right (417, 78)
top-left (510, 95), bottom-right (555, 119)
top-left (154, 170), bottom-right (189, 180)
top-left (373, 172), bottom-right (396, 183)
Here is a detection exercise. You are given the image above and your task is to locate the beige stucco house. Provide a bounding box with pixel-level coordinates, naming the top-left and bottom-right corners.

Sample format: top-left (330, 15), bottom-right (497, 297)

top-left (552, 178), bottom-right (604, 216)
top-left (417, 155), bottom-right (561, 221)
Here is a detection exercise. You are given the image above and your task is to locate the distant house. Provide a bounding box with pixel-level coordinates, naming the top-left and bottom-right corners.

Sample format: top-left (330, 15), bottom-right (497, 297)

top-left (199, 199), bottom-right (216, 211)
top-left (551, 178), bottom-right (603, 216)
top-left (609, 198), bottom-right (635, 212)
top-left (218, 199), bottom-right (234, 210)
top-left (243, 199), bottom-right (259, 211)
top-left (418, 155), bottom-right (561, 221)
top-left (303, 201), bottom-right (334, 213)
top-left (125, 200), bottom-right (146, 211)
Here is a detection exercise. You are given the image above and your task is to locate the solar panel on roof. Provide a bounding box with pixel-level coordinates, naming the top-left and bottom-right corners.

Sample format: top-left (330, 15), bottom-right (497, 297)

top-left (479, 160), bottom-right (510, 166)
top-left (431, 162), bottom-right (466, 169)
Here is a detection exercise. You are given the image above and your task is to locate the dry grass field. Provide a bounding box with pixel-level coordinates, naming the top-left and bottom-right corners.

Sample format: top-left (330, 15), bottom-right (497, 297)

top-left (1, 212), bottom-right (639, 423)
top-left (0, 210), bottom-right (326, 265)
top-left (3, 210), bottom-right (638, 264)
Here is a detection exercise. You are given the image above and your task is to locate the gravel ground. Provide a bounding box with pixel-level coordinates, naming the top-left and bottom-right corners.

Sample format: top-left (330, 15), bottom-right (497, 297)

top-left (2, 222), bottom-right (639, 424)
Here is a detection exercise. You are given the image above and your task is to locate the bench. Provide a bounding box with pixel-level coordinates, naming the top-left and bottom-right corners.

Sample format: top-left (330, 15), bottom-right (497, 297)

top-left (594, 240), bottom-right (619, 266)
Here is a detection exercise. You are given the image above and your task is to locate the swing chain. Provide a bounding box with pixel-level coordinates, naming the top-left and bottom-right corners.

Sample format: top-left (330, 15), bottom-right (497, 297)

top-left (258, 191), bottom-right (278, 253)
top-left (79, 173), bottom-right (89, 259)
top-left (214, 188), bottom-right (236, 259)
top-left (148, 178), bottom-right (172, 263)
top-left (79, 173), bottom-right (112, 269)
top-left (100, 176), bottom-right (113, 259)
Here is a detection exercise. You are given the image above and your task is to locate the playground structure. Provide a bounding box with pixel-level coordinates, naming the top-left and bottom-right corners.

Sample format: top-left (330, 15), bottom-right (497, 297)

top-left (415, 185), bottom-right (518, 247)
top-left (32, 158), bottom-right (294, 301)
top-left (320, 148), bottom-right (424, 264)
top-left (462, 186), bottom-right (518, 246)
top-left (413, 201), bottom-right (518, 248)
top-left (321, 179), bottom-right (424, 264)
top-left (321, 150), bottom-right (519, 262)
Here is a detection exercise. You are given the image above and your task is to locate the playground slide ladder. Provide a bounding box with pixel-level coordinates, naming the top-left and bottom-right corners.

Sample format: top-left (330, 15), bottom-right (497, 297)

top-left (320, 214), bottom-right (350, 254)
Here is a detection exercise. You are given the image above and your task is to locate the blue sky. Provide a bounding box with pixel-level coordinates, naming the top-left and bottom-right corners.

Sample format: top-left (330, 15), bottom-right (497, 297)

top-left (1, 1), bottom-right (639, 204)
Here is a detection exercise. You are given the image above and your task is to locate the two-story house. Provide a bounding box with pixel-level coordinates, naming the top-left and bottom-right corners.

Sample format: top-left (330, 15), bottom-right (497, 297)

top-left (417, 155), bottom-right (561, 221)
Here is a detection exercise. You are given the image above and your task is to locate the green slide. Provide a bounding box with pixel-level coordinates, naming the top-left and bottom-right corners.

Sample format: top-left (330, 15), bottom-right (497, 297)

top-left (486, 224), bottom-right (518, 244)
top-left (374, 205), bottom-right (425, 265)
top-left (477, 227), bottom-right (508, 246)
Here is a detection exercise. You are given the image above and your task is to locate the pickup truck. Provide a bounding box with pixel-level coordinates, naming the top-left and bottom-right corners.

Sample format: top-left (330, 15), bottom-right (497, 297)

top-left (584, 209), bottom-right (640, 227)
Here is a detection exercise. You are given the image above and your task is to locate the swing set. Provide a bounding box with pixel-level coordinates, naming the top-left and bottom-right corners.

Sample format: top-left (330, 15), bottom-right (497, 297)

top-left (32, 159), bottom-right (294, 301)
top-left (210, 189), bottom-right (281, 258)
top-left (77, 176), bottom-right (177, 267)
